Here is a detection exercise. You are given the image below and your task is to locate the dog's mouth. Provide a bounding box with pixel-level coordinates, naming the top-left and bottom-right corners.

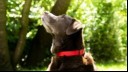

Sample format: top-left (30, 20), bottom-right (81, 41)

top-left (42, 16), bottom-right (53, 33)
top-left (42, 14), bottom-right (49, 23)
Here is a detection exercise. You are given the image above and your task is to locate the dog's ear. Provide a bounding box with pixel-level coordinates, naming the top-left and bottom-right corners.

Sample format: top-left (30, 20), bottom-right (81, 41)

top-left (66, 19), bottom-right (82, 35)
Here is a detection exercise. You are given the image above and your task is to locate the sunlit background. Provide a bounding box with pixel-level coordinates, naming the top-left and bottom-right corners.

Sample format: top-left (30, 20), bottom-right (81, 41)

top-left (4, 0), bottom-right (127, 71)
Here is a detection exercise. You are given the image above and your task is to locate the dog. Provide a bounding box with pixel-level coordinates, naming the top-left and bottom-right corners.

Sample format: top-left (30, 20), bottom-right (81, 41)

top-left (42, 11), bottom-right (96, 71)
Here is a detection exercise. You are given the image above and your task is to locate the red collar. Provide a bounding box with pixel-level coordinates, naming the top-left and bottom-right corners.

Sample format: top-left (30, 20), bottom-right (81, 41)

top-left (56, 48), bottom-right (85, 57)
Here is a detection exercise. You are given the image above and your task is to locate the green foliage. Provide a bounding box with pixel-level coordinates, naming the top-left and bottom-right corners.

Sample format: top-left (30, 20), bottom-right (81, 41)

top-left (7, 0), bottom-right (24, 51)
top-left (6, 0), bottom-right (56, 68)
top-left (6, 0), bottom-right (55, 49)
top-left (96, 61), bottom-right (127, 71)
top-left (67, 0), bottom-right (127, 62)
top-left (6, 0), bottom-right (127, 68)
top-left (89, 0), bottom-right (127, 62)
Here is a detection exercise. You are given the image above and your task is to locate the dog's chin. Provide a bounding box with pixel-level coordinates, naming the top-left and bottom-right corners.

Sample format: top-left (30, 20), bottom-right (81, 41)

top-left (50, 47), bottom-right (55, 54)
top-left (51, 46), bottom-right (59, 54)
top-left (51, 45), bottom-right (56, 54)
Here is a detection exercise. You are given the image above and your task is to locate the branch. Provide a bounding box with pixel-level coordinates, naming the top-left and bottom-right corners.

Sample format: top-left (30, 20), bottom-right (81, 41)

top-left (13, 0), bottom-right (32, 66)
top-left (51, 0), bottom-right (71, 15)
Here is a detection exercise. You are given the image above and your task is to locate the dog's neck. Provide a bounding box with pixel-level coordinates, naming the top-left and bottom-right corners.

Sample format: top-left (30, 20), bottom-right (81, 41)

top-left (51, 29), bottom-right (84, 54)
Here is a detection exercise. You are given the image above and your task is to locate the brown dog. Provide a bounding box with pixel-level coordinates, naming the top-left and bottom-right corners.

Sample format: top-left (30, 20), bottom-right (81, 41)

top-left (42, 11), bottom-right (96, 71)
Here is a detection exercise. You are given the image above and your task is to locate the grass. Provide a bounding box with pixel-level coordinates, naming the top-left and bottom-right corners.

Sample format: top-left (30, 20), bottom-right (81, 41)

top-left (96, 61), bottom-right (127, 71)
top-left (18, 61), bottom-right (127, 71)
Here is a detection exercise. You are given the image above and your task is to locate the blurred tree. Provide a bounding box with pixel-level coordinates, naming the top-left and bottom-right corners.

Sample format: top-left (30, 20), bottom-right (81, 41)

top-left (88, 0), bottom-right (127, 62)
top-left (0, 0), bottom-right (13, 70)
top-left (13, 0), bottom-right (32, 67)
top-left (0, 0), bottom-right (32, 70)
top-left (51, 0), bottom-right (71, 15)
top-left (67, 0), bottom-right (126, 63)
top-left (22, 26), bottom-right (52, 68)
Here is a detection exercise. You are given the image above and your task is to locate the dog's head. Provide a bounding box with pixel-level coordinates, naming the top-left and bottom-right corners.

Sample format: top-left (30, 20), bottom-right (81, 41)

top-left (42, 11), bottom-right (82, 36)
top-left (42, 11), bottom-right (83, 53)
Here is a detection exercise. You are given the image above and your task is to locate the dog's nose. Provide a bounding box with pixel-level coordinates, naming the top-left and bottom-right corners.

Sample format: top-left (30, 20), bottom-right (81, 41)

top-left (42, 11), bottom-right (48, 18)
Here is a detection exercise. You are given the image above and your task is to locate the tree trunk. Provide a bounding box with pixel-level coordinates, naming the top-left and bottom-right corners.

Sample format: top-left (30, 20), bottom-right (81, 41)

top-left (22, 26), bottom-right (52, 67)
top-left (0, 0), bottom-right (13, 71)
top-left (23, 0), bottom-right (72, 68)
top-left (51, 0), bottom-right (71, 15)
top-left (13, 0), bottom-right (32, 67)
